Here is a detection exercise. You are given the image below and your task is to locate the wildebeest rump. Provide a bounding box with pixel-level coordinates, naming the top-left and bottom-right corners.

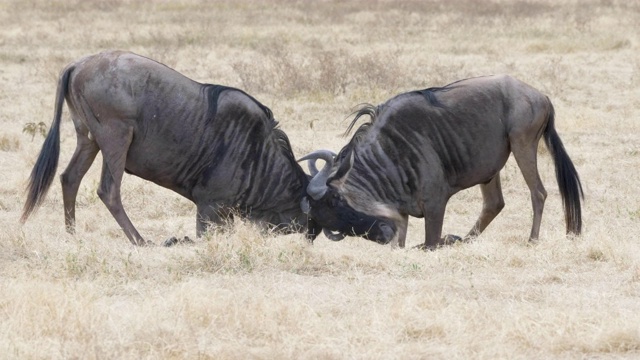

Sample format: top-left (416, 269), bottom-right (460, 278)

top-left (302, 75), bottom-right (583, 249)
top-left (21, 50), bottom-right (321, 245)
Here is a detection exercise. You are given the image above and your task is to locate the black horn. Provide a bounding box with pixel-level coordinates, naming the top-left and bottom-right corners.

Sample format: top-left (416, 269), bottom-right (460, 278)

top-left (306, 150), bottom-right (337, 176)
top-left (307, 158), bottom-right (320, 176)
top-left (298, 150), bottom-right (335, 200)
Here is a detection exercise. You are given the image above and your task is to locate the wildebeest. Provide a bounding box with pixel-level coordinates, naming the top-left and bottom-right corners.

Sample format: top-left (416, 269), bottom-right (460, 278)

top-left (301, 75), bottom-right (583, 249)
top-left (21, 50), bottom-right (321, 245)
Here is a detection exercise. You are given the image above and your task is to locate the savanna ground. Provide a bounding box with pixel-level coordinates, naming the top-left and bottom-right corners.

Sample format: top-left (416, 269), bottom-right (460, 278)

top-left (1, 0), bottom-right (639, 358)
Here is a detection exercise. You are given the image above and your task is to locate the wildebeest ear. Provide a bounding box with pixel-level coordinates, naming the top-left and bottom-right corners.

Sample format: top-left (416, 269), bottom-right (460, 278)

top-left (332, 149), bottom-right (354, 181)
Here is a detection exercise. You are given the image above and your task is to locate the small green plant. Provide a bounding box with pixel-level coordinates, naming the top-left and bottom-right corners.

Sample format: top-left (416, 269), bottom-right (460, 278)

top-left (22, 122), bottom-right (48, 140)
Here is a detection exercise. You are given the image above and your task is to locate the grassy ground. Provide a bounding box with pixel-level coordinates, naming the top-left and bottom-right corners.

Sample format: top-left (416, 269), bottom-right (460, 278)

top-left (1, 0), bottom-right (640, 358)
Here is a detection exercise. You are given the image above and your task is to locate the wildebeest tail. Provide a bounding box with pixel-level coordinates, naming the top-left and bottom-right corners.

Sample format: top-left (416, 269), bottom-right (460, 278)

top-left (543, 102), bottom-right (584, 235)
top-left (21, 65), bottom-right (74, 223)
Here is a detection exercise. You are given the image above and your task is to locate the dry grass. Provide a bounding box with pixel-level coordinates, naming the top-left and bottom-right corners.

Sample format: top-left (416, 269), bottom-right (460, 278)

top-left (1, 0), bottom-right (640, 358)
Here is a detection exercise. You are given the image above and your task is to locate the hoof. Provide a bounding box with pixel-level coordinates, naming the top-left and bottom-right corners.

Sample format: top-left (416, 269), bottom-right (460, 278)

top-left (163, 237), bottom-right (178, 247)
top-left (442, 234), bottom-right (462, 245)
top-left (163, 236), bottom-right (195, 247)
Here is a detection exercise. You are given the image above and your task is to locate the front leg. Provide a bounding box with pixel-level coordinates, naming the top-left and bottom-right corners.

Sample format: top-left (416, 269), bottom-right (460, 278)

top-left (421, 198), bottom-right (448, 250)
top-left (196, 203), bottom-right (232, 237)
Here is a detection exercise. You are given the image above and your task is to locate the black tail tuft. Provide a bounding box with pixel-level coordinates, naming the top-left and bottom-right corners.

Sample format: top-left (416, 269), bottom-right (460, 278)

top-left (21, 65), bottom-right (73, 223)
top-left (543, 104), bottom-right (584, 235)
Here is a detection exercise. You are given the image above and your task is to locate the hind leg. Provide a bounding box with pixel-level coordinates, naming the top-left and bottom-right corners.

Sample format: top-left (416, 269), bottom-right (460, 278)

top-left (511, 143), bottom-right (547, 241)
top-left (60, 132), bottom-right (99, 233)
top-left (465, 174), bottom-right (505, 239)
top-left (95, 123), bottom-right (146, 246)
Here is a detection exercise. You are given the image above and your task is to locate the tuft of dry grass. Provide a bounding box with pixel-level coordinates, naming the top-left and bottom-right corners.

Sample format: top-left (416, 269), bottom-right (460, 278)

top-left (0, 134), bottom-right (20, 152)
top-left (1, 0), bottom-right (640, 358)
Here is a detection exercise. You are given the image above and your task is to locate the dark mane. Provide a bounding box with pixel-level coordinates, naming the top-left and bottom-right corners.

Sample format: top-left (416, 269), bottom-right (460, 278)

top-left (412, 83), bottom-right (461, 108)
top-left (202, 84), bottom-right (305, 185)
top-left (413, 77), bottom-right (478, 108)
top-left (336, 104), bottom-right (379, 161)
top-left (202, 84), bottom-right (274, 125)
top-left (413, 87), bottom-right (447, 107)
top-left (343, 103), bottom-right (379, 138)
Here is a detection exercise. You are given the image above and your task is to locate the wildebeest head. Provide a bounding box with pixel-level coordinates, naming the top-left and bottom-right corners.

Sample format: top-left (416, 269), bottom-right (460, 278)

top-left (298, 149), bottom-right (397, 244)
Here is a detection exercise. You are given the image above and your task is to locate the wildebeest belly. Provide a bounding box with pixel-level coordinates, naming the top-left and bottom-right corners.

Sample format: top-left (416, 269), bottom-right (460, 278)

top-left (422, 118), bottom-right (511, 191)
top-left (123, 127), bottom-right (225, 199)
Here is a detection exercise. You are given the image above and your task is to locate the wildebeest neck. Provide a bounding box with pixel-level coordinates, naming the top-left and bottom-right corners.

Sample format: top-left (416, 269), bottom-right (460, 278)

top-left (190, 87), bottom-right (310, 228)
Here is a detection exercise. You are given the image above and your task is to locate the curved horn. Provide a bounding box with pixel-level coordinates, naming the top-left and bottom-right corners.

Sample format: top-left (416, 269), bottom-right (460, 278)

top-left (323, 228), bottom-right (346, 241)
top-left (307, 158), bottom-right (320, 176)
top-left (306, 149), bottom-right (336, 176)
top-left (299, 150), bottom-right (336, 177)
top-left (298, 150), bottom-right (336, 200)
